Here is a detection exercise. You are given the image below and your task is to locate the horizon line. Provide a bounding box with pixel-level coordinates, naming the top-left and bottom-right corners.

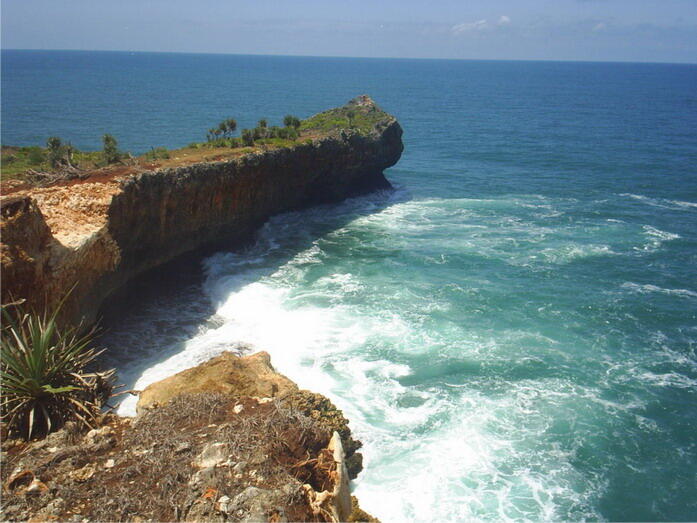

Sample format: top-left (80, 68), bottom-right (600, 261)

top-left (2, 47), bottom-right (696, 66)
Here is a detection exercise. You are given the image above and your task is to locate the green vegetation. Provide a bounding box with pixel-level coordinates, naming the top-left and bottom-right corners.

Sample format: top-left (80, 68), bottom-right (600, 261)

top-left (299, 103), bottom-right (386, 134)
top-left (1, 145), bottom-right (102, 179)
top-left (27, 146), bottom-right (45, 165)
top-left (241, 128), bottom-right (255, 146)
top-left (207, 117), bottom-right (237, 143)
top-left (283, 115), bottom-right (301, 129)
top-left (201, 113), bottom-right (304, 150)
top-left (47, 137), bottom-right (64, 168)
top-left (0, 298), bottom-right (114, 440)
top-left (144, 146), bottom-right (170, 161)
top-left (44, 137), bottom-right (77, 169)
top-left (1, 102), bottom-right (380, 182)
top-left (102, 134), bottom-right (121, 164)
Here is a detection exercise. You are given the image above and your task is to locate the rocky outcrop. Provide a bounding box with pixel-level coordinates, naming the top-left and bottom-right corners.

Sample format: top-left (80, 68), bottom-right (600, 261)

top-left (0, 96), bottom-right (403, 324)
top-left (137, 352), bottom-right (299, 413)
top-left (1, 353), bottom-right (376, 522)
top-left (137, 351), bottom-right (365, 480)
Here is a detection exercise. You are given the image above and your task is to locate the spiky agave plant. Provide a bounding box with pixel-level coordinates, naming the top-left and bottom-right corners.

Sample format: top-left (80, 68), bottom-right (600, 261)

top-left (1, 299), bottom-right (115, 439)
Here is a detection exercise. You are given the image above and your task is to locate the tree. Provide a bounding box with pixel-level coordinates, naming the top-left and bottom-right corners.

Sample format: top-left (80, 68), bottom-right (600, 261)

top-left (46, 136), bottom-right (63, 168)
top-left (258, 119), bottom-right (267, 129)
top-left (283, 115), bottom-right (301, 129)
top-left (224, 118), bottom-right (237, 136)
top-left (208, 118), bottom-right (237, 142)
top-left (241, 129), bottom-right (254, 146)
top-left (346, 109), bottom-right (356, 128)
top-left (102, 134), bottom-right (120, 164)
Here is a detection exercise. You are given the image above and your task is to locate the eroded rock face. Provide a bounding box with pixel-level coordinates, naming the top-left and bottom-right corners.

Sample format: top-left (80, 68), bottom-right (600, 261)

top-left (0, 197), bottom-right (53, 306)
top-left (0, 96), bottom-right (403, 324)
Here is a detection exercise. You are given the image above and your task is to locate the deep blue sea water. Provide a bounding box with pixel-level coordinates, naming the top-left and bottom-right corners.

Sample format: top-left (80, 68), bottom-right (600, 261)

top-left (3, 50), bottom-right (697, 521)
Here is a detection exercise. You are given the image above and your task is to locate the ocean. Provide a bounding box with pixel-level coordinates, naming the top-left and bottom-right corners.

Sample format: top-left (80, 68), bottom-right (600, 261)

top-left (3, 50), bottom-right (697, 521)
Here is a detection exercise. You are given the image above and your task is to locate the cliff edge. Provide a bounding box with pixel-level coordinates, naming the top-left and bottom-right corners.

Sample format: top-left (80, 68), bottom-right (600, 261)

top-left (0, 96), bottom-right (403, 324)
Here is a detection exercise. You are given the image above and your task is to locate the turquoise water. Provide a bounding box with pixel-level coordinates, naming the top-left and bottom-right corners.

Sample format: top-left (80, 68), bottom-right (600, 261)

top-left (3, 50), bottom-right (697, 521)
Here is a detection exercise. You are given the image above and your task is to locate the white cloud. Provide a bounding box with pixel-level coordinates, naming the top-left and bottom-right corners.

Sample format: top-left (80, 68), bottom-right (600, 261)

top-left (592, 22), bottom-right (607, 32)
top-left (451, 16), bottom-right (510, 35)
top-left (451, 19), bottom-right (489, 35)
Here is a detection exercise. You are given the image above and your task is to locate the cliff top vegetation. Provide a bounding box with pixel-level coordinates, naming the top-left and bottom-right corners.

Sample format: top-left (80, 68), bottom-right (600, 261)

top-left (0, 96), bottom-right (394, 193)
top-left (299, 95), bottom-right (391, 135)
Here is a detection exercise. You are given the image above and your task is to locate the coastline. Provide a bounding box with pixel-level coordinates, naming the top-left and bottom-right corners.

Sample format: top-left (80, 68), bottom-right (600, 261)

top-left (0, 96), bottom-right (402, 521)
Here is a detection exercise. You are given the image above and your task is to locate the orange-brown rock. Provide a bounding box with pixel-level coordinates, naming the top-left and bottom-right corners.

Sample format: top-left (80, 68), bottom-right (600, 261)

top-left (136, 351), bottom-right (298, 413)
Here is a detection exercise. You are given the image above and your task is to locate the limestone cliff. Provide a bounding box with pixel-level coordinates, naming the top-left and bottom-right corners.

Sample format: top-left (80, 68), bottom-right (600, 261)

top-left (0, 96), bottom-right (403, 324)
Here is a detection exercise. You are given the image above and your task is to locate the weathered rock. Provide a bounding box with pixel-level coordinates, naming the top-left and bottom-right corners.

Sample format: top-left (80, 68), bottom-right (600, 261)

top-left (327, 432), bottom-right (352, 522)
top-left (83, 425), bottom-right (113, 445)
top-left (137, 351), bottom-right (298, 413)
top-left (232, 486), bottom-right (292, 523)
top-left (70, 463), bottom-right (96, 482)
top-left (284, 389), bottom-right (364, 479)
top-left (193, 442), bottom-right (229, 469)
top-left (188, 466), bottom-right (217, 489)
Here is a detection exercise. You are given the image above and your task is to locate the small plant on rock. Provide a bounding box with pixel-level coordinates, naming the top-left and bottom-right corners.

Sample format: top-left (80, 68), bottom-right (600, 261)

top-left (0, 298), bottom-right (115, 440)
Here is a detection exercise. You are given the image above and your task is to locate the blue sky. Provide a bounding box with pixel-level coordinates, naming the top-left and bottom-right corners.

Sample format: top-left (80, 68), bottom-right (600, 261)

top-left (2, 0), bottom-right (696, 63)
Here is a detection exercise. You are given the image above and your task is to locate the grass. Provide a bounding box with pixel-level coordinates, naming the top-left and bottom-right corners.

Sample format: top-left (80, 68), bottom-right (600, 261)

top-left (299, 104), bottom-right (388, 135)
top-left (1, 146), bottom-right (104, 180)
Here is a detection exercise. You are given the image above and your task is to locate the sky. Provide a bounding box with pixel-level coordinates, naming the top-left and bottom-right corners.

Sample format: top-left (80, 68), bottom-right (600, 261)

top-left (2, 0), bottom-right (696, 63)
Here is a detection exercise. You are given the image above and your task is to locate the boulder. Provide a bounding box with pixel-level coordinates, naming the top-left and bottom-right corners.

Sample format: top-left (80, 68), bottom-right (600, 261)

top-left (136, 351), bottom-right (298, 414)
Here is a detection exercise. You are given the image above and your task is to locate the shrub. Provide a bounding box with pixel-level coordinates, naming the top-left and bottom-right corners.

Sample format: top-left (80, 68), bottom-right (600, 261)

top-left (208, 118), bottom-right (237, 142)
top-left (144, 146), bottom-right (170, 161)
top-left (346, 109), bottom-right (356, 128)
top-left (0, 299), bottom-right (115, 439)
top-left (241, 129), bottom-right (254, 146)
top-left (102, 134), bottom-right (120, 164)
top-left (284, 115), bottom-right (301, 129)
top-left (27, 147), bottom-right (45, 166)
top-left (46, 137), bottom-right (64, 168)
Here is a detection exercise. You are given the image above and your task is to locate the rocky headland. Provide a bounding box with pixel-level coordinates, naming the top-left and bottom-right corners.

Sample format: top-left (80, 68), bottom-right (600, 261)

top-left (0, 96), bottom-right (403, 521)
top-left (0, 95), bottom-right (403, 325)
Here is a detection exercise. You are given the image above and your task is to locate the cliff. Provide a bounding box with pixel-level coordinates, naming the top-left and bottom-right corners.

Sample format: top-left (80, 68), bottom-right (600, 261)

top-left (0, 95), bottom-right (403, 324)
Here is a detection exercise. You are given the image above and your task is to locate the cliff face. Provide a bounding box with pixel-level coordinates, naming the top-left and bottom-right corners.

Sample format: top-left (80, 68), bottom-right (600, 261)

top-left (0, 97), bottom-right (403, 323)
